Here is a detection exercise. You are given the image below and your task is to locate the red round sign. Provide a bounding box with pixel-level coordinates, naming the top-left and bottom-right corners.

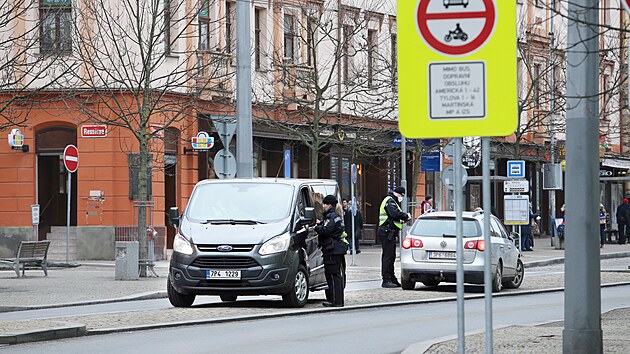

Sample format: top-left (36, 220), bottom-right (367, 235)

top-left (624, 0), bottom-right (630, 15)
top-left (63, 144), bottom-right (79, 173)
top-left (417, 0), bottom-right (496, 56)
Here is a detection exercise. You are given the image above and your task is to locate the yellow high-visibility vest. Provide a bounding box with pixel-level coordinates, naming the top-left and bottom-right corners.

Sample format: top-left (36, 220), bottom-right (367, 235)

top-left (379, 196), bottom-right (403, 229)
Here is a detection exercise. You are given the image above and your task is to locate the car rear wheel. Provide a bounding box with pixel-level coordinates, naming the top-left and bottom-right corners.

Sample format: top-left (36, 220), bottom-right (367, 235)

top-left (220, 295), bottom-right (237, 302)
top-left (167, 276), bottom-right (196, 307)
top-left (422, 279), bottom-right (440, 287)
top-left (492, 262), bottom-right (503, 292)
top-left (504, 259), bottom-right (524, 289)
top-left (401, 278), bottom-right (416, 290)
top-left (282, 265), bottom-right (309, 308)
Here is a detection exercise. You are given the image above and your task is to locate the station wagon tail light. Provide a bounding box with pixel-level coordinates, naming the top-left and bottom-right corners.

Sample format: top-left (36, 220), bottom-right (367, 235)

top-left (464, 240), bottom-right (485, 251)
top-left (402, 238), bottom-right (423, 249)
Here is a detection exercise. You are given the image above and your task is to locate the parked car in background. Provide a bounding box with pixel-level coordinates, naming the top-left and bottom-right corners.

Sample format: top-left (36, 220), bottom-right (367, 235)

top-left (400, 210), bottom-right (523, 292)
top-left (167, 178), bottom-right (342, 308)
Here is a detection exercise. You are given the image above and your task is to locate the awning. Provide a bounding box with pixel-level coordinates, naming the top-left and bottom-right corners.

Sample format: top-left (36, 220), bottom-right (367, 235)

top-left (601, 158), bottom-right (630, 170)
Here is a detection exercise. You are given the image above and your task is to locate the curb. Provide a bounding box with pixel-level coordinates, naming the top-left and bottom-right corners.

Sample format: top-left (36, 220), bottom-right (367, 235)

top-left (0, 322), bottom-right (85, 345)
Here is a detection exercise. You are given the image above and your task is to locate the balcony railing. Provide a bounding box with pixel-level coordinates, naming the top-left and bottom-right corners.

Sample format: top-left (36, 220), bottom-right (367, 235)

top-left (279, 59), bottom-right (315, 102)
top-left (195, 50), bottom-right (233, 99)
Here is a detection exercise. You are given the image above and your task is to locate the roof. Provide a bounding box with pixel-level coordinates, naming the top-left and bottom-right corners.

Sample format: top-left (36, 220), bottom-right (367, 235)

top-left (195, 178), bottom-right (337, 187)
top-left (420, 210), bottom-right (485, 220)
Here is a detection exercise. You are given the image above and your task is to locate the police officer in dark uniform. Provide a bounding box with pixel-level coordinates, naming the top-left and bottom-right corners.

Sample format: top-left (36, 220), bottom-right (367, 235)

top-left (378, 186), bottom-right (411, 288)
top-left (313, 195), bottom-right (347, 307)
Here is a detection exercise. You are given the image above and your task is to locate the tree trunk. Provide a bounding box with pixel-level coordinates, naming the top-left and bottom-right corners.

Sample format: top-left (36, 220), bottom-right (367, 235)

top-left (137, 135), bottom-right (149, 277)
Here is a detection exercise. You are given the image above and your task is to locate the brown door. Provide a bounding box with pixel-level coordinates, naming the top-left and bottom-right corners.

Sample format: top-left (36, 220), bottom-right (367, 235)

top-left (36, 127), bottom-right (77, 239)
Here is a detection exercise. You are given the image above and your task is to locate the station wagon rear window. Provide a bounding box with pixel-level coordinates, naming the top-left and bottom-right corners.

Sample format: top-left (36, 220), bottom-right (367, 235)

top-left (409, 217), bottom-right (481, 238)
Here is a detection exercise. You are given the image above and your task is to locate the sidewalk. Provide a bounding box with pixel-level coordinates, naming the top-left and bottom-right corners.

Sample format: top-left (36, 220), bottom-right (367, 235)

top-left (1, 238), bottom-right (629, 349)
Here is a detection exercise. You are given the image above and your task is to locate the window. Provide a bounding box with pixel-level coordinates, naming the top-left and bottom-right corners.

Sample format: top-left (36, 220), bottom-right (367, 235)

top-left (198, 0), bottom-right (210, 50)
top-left (284, 14), bottom-right (295, 61)
top-left (40, 0), bottom-right (72, 53)
top-left (533, 64), bottom-right (541, 109)
top-left (391, 33), bottom-right (397, 87)
top-left (226, 1), bottom-right (235, 54)
top-left (342, 24), bottom-right (353, 84)
top-left (306, 17), bottom-right (315, 66)
top-left (254, 8), bottom-right (262, 70)
top-left (367, 29), bottom-right (377, 87)
top-left (164, 0), bottom-right (175, 55)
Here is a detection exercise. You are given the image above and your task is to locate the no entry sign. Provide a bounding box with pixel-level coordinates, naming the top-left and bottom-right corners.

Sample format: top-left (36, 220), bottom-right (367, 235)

top-left (416, 0), bottom-right (496, 56)
top-left (63, 144), bottom-right (79, 173)
top-left (398, 0), bottom-right (517, 138)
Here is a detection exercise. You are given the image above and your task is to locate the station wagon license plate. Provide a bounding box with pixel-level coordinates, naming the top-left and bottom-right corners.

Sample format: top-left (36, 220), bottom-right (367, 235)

top-left (428, 251), bottom-right (456, 259)
top-left (206, 270), bottom-right (241, 279)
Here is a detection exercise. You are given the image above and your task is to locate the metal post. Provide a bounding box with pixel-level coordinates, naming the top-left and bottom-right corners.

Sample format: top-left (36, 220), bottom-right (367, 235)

top-left (563, 0), bottom-right (602, 352)
top-left (351, 175), bottom-right (356, 266)
top-left (401, 136), bottom-right (408, 248)
top-left (482, 137), bottom-right (493, 353)
top-left (549, 0), bottom-right (557, 247)
top-left (66, 171), bottom-right (71, 264)
top-left (236, 0), bottom-right (253, 178)
top-left (454, 138), bottom-right (464, 353)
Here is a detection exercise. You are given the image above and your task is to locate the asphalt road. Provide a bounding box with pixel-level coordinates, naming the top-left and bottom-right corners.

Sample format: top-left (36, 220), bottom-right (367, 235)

top-left (5, 284), bottom-right (630, 354)
top-left (1, 258), bottom-right (624, 322)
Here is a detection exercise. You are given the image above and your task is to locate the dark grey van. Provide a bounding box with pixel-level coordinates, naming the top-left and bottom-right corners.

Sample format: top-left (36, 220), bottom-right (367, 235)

top-left (167, 178), bottom-right (341, 308)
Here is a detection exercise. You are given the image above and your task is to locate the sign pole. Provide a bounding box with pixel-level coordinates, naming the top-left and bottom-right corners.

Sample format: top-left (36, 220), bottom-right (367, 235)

top-left (481, 137), bottom-right (493, 352)
top-left (454, 138), bottom-right (465, 353)
top-left (351, 164), bottom-right (356, 266)
top-left (66, 171), bottom-right (71, 264)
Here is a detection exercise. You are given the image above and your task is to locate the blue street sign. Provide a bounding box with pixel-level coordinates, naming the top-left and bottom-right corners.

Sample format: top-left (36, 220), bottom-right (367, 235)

top-left (351, 164), bottom-right (357, 184)
top-left (507, 160), bottom-right (525, 178)
top-left (421, 153), bottom-right (441, 172)
top-left (392, 136), bottom-right (417, 147)
top-left (284, 149), bottom-right (291, 178)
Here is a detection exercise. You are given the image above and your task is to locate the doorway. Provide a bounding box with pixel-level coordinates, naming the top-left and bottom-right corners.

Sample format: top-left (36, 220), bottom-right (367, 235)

top-left (36, 126), bottom-right (77, 239)
top-left (164, 128), bottom-right (179, 249)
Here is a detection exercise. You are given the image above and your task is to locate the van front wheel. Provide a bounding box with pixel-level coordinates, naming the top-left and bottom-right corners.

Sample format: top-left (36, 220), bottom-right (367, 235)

top-left (167, 276), bottom-right (196, 307)
top-left (282, 265), bottom-right (309, 307)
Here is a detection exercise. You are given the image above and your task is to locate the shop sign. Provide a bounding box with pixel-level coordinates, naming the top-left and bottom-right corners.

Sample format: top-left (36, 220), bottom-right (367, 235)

top-left (191, 131), bottom-right (214, 151)
top-left (81, 125), bottom-right (108, 138)
top-left (8, 129), bottom-right (24, 150)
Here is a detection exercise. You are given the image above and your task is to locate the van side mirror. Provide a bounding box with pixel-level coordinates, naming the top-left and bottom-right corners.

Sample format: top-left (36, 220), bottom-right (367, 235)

top-left (169, 207), bottom-right (180, 228)
top-left (301, 207), bottom-right (315, 226)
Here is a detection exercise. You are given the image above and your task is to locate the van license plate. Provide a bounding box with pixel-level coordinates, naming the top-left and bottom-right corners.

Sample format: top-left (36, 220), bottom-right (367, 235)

top-left (428, 251), bottom-right (456, 259)
top-left (206, 270), bottom-right (241, 279)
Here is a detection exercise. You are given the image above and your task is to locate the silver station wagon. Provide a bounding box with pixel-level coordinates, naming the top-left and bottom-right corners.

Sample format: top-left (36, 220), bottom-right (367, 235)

top-left (400, 210), bottom-right (524, 292)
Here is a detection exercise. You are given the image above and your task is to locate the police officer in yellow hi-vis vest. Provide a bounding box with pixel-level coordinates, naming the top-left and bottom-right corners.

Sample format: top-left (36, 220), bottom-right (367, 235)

top-left (378, 186), bottom-right (411, 288)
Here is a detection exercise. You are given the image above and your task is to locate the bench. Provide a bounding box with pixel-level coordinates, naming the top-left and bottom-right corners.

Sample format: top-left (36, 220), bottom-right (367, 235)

top-left (0, 240), bottom-right (51, 278)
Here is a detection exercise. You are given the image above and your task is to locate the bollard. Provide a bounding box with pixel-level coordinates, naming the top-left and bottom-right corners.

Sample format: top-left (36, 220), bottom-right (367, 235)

top-left (115, 241), bottom-right (139, 280)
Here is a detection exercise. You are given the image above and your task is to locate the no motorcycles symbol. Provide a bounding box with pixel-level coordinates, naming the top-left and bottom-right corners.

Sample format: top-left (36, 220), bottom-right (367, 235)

top-left (417, 0), bottom-right (497, 56)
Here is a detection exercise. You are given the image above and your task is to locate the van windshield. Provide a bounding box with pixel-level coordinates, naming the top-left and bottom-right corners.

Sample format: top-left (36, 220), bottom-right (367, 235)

top-left (409, 217), bottom-right (481, 238)
top-left (186, 183), bottom-right (293, 223)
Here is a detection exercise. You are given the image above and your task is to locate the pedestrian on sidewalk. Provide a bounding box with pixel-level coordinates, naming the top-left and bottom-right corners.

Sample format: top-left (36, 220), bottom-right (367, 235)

top-left (600, 203), bottom-right (607, 248)
top-left (342, 198), bottom-right (363, 254)
top-left (616, 198), bottom-right (630, 244)
top-left (521, 207), bottom-right (540, 252)
top-left (313, 195), bottom-right (347, 307)
top-left (420, 195), bottom-right (435, 215)
top-left (378, 186), bottom-right (411, 288)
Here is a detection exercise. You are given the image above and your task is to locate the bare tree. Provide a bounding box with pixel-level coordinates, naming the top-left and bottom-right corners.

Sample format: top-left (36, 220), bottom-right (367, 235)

top-left (62, 0), bottom-right (226, 275)
top-left (253, 0), bottom-right (398, 178)
top-left (0, 0), bottom-right (71, 130)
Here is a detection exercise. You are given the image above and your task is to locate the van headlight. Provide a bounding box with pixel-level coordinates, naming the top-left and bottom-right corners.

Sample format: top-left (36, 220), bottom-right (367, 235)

top-left (173, 233), bottom-right (194, 255)
top-left (259, 233), bottom-right (291, 255)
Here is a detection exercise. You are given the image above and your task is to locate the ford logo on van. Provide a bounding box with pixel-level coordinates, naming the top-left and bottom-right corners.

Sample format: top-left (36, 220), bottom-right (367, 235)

top-left (217, 245), bottom-right (233, 252)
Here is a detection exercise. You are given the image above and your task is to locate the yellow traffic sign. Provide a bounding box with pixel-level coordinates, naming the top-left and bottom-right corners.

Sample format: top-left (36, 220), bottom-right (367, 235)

top-left (398, 0), bottom-right (517, 138)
